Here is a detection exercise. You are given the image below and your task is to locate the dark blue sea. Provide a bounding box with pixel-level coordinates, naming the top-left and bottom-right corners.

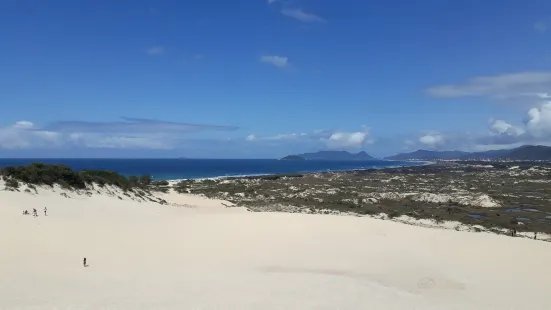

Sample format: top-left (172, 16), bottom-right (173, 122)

top-left (0, 158), bottom-right (423, 180)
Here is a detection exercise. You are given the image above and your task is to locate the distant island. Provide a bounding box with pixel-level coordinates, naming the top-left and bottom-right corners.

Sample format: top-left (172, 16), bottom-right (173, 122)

top-left (385, 150), bottom-right (471, 161)
top-left (280, 155), bottom-right (306, 161)
top-left (281, 151), bottom-right (375, 161)
top-left (384, 145), bottom-right (551, 161)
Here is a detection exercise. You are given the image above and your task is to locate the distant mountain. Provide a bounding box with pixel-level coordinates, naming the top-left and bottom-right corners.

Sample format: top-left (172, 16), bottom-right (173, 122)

top-left (502, 145), bottom-right (551, 160)
top-left (384, 145), bottom-right (551, 161)
top-left (385, 150), bottom-right (469, 161)
top-left (281, 151), bottom-right (375, 161)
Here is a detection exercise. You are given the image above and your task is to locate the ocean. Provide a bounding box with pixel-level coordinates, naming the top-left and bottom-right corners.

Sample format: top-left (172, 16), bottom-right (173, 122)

top-left (0, 158), bottom-right (423, 180)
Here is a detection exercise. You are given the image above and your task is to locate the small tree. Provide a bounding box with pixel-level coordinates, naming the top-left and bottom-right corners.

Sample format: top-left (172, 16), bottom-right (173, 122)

top-left (156, 180), bottom-right (169, 186)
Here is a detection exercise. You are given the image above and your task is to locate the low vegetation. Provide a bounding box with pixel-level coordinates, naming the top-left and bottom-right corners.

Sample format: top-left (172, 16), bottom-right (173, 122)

top-left (173, 161), bottom-right (551, 236)
top-left (0, 163), bottom-right (165, 192)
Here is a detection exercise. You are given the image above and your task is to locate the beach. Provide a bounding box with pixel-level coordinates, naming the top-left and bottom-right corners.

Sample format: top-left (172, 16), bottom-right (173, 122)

top-left (1, 180), bottom-right (551, 309)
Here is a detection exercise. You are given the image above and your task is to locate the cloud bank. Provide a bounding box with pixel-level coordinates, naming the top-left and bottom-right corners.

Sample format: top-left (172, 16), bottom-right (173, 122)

top-left (4, 100), bottom-right (550, 156)
top-left (404, 101), bottom-right (551, 152)
top-left (425, 72), bottom-right (551, 99)
top-left (0, 118), bottom-right (238, 150)
top-left (245, 127), bottom-right (373, 150)
top-left (39, 118), bottom-right (238, 134)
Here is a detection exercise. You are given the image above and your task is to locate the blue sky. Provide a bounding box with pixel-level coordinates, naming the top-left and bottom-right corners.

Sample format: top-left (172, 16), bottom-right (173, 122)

top-left (2, 0), bottom-right (551, 158)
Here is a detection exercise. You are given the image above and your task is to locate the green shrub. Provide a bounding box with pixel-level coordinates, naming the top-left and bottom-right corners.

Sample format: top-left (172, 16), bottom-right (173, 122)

top-left (387, 210), bottom-right (400, 219)
top-left (153, 180), bottom-right (169, 186)
top-left (5, 178), bottom-right (19, 188)
top-left (57, 179), bottom-right (71, 189)
top-left (0, 163), bottom-right (156, 192)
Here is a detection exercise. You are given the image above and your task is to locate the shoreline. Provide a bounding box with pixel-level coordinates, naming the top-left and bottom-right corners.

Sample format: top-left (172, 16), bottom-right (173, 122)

top-left (0, 158), bottom-right (433, 182)
top-left (164, 160), bottom-right (434, 181)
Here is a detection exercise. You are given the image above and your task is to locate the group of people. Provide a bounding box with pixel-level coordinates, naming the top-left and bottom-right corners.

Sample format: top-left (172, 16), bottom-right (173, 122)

top-left (21, 208), bottom-right (89, 267)
top-left (22, 207), bottom-right (47, 217)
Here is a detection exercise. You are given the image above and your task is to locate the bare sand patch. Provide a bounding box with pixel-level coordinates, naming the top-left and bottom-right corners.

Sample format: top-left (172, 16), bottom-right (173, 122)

top-left (1, 183), bottom-right (550, 309)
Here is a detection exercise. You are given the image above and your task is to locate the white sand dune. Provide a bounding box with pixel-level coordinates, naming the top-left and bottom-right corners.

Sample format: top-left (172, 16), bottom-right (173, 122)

top-left (1, 182), bottom-right (551, 309)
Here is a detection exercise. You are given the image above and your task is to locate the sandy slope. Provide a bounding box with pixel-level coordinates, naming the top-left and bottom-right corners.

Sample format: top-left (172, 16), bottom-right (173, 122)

top-left (1, 182), bottom-right (550, 310)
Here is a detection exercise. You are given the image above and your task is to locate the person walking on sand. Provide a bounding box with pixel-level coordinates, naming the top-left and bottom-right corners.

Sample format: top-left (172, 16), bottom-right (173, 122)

top-left (32, 208), bottom-right (37, 217)
top-left (43, 207), bottom-right (47, 216)
top-left (83, 257), bottom-right (87, 267)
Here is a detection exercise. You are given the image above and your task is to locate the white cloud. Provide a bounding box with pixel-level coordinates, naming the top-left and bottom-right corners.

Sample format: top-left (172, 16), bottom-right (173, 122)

top-left (0, 121), bottom-right (61, 149)
top-left (525, 92), bottom-right (551, 99)
top-left (426, 72), bottom-right (551, 99)
top-left (0, 128), bottom-right (30, 149)
top-left (0, 122), bottom-right (163, 150)
top-left (244, 132), bottom-right (307, 142)
top-left (324, 131), bottom-right (371, 149)
top-left (404, 101), bottom-right (551, 152)
top-left (39, 118), bottom-right (238, 134)
top-left (13, 121), bottom-right (34, 129)
top-left (0, 118), bottom-right (238, 150)
top-left (260, 55), bottom-right (289, 68)
top-left (525, 101), bottom-right (551, 137)
top-left (489, 119), bottom-right (524, 136)
top-left (146, 46), bottom-right (164, 55)
top-left (281, 8), bottom-right (326, 23)
top-left (419, 134), bottom-right (444, 147)
top-left (405, 131), bottom-right (480, 152)
top-left (246, 128), bottom-right (373, 150)
top-left (270, 133), bottom-right (307, 140)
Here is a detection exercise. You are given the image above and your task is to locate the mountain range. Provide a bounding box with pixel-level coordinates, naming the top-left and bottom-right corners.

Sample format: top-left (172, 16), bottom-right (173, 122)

top-left (281, 151), bottom-right (375, 161)
top-left (281, 145), bottom-right (551, 161)
top-left (384, 145), bottom-right (551, 161)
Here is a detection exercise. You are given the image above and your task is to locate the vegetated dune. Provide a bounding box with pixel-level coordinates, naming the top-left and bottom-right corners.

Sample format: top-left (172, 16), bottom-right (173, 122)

top-left (1, 180), bottom-right (550, 310)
